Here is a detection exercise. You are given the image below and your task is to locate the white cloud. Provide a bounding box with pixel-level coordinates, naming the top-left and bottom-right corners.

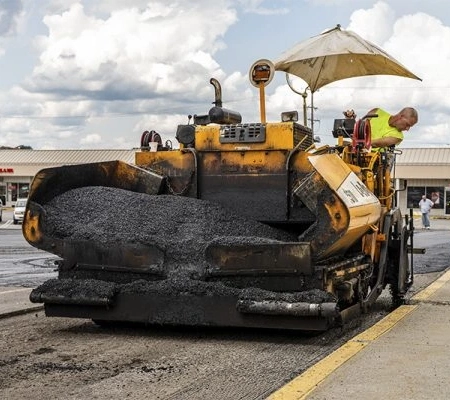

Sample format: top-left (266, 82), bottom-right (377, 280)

top-left (0, 1), bottom-right (449, 149)
top-left (236, 0), bottom-right (289, 15)
top-left (80, 133), bottom-right (101, 145)
top-left (27, 2), bottom-right (237, 99)
top-left (0, 0), bottom-right (25, 56)
top-left (0, 0), bottom-right (24, 36)
top-left (347, 1), bottom-right (395, 44)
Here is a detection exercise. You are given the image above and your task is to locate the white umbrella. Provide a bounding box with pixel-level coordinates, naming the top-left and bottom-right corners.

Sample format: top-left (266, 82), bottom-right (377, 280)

top-left (274, 24), bottom-right (421, 92)
top-left (274, 25), bottom-right (421, 129)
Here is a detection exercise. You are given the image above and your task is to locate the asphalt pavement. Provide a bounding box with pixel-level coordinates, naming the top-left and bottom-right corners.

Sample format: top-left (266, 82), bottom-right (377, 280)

top-left (1, 212), bottom-right (450, 400)
top-left (2, 265), bottom-right (450, 400)
top-left (418, 215), bottom-right (450, 231)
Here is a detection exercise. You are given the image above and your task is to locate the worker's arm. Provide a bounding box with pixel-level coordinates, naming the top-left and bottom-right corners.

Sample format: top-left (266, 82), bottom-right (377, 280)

top-left (371, 136), bottom-right (402, 148)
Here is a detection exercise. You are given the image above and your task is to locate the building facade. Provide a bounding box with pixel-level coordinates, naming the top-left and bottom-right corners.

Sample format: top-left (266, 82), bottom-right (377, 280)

top-left (1, 147), bottom-right (449, 215)
top-left (0, 149), bottom-right (135, 206)
top-left (394, 148), bottom-right (450, 216)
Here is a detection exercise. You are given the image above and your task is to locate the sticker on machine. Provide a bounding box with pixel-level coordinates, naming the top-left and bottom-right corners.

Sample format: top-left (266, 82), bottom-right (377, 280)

top-left (336, 172), bottom-right (379, 207)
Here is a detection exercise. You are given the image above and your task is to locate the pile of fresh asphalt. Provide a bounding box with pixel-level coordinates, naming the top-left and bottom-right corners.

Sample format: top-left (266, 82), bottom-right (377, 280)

top-left (42, 186), bottom-right (297, 270)
top-left (31, 186), bottom-right (335, 319)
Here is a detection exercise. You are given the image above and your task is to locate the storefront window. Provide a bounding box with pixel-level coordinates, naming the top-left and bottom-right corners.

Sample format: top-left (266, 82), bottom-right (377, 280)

top-left (407, 186), bottom-right (425, 208)
top-left (408, 186), bottom-right (445, 210)
top-left (9, 183), bottom-right (17, 202)
top-left (9, 183), bottom-right (30, 202)
top-left (0, 185), bottom-right (5, 206)
top-left (445, 189), bottom-right (450, 214)
top-left (18, 183), bottom-right (29, 199)
top-left (427, 187), bottom-right (444, 209)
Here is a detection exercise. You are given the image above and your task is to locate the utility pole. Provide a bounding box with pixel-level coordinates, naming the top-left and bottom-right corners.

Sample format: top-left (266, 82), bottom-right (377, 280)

top-left (309, 94), bottom-right (319, 133)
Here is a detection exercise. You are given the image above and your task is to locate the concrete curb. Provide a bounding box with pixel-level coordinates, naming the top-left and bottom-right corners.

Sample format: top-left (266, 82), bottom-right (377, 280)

top-left (268, 268), bottom-right (450, 400)
top-left (0, 305), bottom-right (44, 319)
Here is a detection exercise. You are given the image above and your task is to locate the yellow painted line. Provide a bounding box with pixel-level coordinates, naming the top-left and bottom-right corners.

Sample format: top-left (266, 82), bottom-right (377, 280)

top-left (411, 269), bottom-right (450, 302)
top-left (267, 305), bottom-right (417, 400)
top-left (0, 288), bottom-right (31, 295)
top-left (352, 305), bottom-right (416, 342)
top-left (268, 270), bottom-right (450, 400)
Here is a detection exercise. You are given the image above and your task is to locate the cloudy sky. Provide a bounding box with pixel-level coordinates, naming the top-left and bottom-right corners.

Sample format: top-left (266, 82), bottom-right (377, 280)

top-left (0, 0), bottom-right (449, 150)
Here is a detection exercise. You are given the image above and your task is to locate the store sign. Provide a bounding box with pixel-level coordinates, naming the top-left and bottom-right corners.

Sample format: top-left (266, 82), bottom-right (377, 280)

top-left (0, 168), bottom-right (14, 173)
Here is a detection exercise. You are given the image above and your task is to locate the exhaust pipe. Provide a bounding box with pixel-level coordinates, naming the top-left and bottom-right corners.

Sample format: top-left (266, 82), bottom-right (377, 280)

top-left (208, 78), bottom-right (242, 124)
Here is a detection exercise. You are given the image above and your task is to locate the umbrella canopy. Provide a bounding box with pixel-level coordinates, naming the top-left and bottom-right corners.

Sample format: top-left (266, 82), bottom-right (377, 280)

top-left (274, 24), bottom-right (421, 92)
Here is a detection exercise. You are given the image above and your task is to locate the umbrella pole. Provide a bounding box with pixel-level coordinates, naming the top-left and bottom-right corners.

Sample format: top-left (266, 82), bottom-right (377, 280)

top-left (301, 91), bottom-right (308, 126)
top-left (311, 92), bottom-right (314, 133)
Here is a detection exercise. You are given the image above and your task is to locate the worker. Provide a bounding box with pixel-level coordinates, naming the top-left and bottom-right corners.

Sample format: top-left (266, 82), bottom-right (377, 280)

top-left (367, 107), bottom-right (418, 150)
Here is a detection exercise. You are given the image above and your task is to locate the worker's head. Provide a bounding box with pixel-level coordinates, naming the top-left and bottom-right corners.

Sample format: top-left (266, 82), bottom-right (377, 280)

top-left (392, 107), bottom-right (418, 132)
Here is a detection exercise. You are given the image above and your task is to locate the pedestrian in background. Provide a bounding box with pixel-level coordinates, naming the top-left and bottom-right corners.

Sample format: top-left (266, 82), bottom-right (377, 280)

top-left (419, 195), bottom-right (434, 229)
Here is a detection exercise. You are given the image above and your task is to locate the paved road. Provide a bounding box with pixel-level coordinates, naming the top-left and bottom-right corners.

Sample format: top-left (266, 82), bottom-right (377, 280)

top-left (0, 209), bottom-right (58, 287)
top-left (0, 210), bottom-right (449, 399)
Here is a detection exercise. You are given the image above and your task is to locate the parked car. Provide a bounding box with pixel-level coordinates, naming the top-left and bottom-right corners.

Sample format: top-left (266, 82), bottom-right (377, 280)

top-left (13, 198), bottom-right (28, 224)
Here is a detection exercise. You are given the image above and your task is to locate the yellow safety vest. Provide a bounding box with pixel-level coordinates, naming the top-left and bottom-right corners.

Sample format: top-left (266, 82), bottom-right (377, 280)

top-left (369, 108), bottom-right (403, 150)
